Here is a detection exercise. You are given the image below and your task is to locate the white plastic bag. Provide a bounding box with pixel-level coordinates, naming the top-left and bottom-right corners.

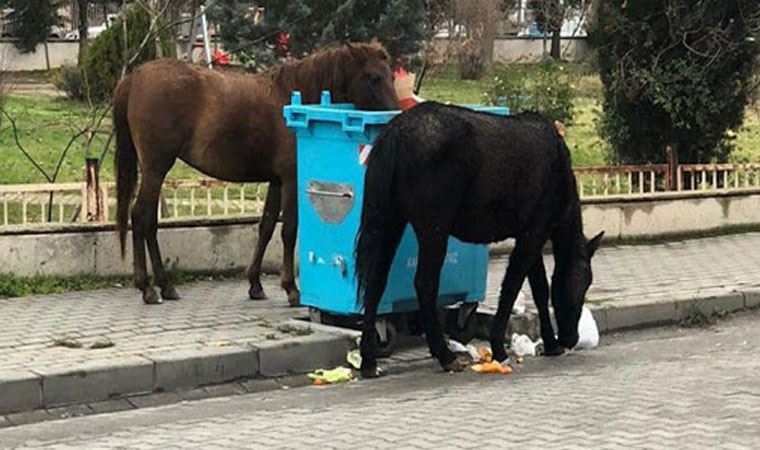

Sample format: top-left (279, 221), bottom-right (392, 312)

top-left (512, 291), bottom-right (527, 315)
top-left (447, 339), bottom-right (480, 362)
top-left (511, 333), bottom-right (539, 357)
top-left (575, 306), bottom-right (599, 350)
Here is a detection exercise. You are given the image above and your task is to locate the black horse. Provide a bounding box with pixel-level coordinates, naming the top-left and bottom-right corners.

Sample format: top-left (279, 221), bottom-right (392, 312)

top-left (355, 102), bottom-right (603, 377)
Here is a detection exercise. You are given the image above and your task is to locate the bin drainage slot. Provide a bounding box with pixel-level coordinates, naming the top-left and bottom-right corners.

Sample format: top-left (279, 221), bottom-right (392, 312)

top-left (306, 180), bottom-right (354, 224)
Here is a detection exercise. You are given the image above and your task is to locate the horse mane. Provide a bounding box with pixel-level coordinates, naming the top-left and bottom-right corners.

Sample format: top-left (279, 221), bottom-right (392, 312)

top-left (269, 41), bottom-right (390, 103)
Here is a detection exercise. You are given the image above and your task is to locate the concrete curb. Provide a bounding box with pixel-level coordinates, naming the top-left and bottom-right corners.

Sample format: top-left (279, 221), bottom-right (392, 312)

top-left (2, 292), bottom-right (759, 416)
top-left (0, 320), bottom-right (357, 416)
top-left (589, 288), bottom-right (760, 334)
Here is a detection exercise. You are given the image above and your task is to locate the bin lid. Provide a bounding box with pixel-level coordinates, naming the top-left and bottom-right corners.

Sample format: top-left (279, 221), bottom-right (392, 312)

top-left (283, 91), bottom-right (510, 135)
top-left (284, 91), bottom-right (398, 135)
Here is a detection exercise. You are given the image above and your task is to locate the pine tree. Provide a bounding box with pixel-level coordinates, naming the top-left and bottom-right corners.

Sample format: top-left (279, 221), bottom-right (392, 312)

top-left (6, 0), bottom-right (61, 53)
top-left (209, 0), bottom-right (428, 71)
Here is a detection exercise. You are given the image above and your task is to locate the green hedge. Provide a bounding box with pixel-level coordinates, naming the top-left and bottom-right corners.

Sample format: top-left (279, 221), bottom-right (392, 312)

top-left (59, 3), bottom-right (172, 103)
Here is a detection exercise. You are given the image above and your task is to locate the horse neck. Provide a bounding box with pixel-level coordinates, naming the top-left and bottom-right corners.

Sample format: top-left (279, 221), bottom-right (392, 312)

top-left (269, 52), bottom-right (347, 104)
top-left (551, 176), bottom-right (585, 271)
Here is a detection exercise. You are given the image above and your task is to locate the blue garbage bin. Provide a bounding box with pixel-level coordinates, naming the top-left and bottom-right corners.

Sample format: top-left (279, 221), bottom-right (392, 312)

top-left (284, 92), bottom-right (508, 338)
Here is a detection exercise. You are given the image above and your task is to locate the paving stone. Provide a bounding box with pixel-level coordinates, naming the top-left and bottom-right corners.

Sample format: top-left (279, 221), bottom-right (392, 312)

top-left (5, 409), bottom-right (53, 426)
top-left (148, 346), bottom-right (259, 391)
top-left (0, 371), bottom-right (42, 414)
top-left (126, 393), bottom-right (184, 409)
top-left (255, 334), bottom-right (353, 377)
top-left (37, 356), bottom-right (154, 407)
top-left (88, 399), bottom-right (135, 414)
top-left (47, 404), bottom-right (94, 420)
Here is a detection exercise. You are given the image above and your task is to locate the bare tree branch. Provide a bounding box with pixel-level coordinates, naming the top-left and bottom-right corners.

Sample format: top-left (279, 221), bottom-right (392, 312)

top-left (0, 106), bottom-right (54, 183)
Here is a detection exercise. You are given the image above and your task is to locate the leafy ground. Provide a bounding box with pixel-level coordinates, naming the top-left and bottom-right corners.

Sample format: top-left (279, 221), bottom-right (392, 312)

top-left (1, 64), bottom-right (759, 184)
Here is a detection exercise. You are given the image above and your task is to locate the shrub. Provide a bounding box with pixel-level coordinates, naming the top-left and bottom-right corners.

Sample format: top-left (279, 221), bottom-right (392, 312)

top-left (588, 0), bottom-right (760, 163)
top-left (54, 64), bottom-right (87, 101)
top-left (78, 3), bottom-right (171, 102)
top-left (485, 59), bottom-right (576, 124)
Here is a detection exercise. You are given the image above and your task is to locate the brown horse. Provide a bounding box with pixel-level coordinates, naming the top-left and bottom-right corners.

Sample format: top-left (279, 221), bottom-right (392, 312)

top-left (114, 42), bottom-right (399, 305)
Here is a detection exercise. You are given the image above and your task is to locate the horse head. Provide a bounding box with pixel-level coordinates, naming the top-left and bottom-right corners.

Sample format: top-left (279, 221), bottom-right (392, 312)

top-left (552, 231), bottom-right (604, 349)
top-left (342, 40), bottom-right (398, 111)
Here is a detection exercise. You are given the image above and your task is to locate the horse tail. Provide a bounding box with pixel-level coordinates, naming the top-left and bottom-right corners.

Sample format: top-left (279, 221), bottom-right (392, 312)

top-left (113, 74), bottom-right (137, 259)
top-left (354, 125), bottom-right (404, 306)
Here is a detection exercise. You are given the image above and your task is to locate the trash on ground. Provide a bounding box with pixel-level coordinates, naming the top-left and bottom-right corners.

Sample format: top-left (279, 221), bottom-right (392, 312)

top-left (471, 360), bottom-right (513, 374)
top-left (89, 340), bottom-right (115, 350)
top-left (512, 291), bottom-right (527, 315)
top-left (346, 349), bottom-right (362, 370)
top-left (52, 338), bottom-right (83, 349)
top-left (308, 367), bottom-right (355, 385)
top-left (447, 339), bottom-right (470, 354)
top-left (475, 346), bottom-right (493, 363)
top-left (575, 306), bottom-right (599, 350)
top-left (465, 344), bottom-right (482, 362)
top-left (511, 333), bottom-right (540, 357)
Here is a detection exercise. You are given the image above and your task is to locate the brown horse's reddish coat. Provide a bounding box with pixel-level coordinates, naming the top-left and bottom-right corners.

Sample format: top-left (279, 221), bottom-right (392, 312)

top-left (113, 42), bottom-right (398, 305)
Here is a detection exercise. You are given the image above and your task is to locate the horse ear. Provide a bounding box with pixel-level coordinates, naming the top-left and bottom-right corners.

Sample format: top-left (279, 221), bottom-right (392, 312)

top-left (345, 41), bottom-right (366, 62)
top-left (368, 39), bottom-right (390, 60)
top-left (586, 231), bottom-right (604, 258)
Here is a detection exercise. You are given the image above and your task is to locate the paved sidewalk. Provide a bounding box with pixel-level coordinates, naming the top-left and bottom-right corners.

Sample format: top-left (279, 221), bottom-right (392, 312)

top-left (3, 311), bottom-right (760, 448)
top-left (2, 233), bottom-right (760, 416)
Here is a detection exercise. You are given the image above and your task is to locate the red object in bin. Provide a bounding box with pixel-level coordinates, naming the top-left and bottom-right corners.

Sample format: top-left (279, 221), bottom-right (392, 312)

top-left (398, 97), bottom-right (419, 110)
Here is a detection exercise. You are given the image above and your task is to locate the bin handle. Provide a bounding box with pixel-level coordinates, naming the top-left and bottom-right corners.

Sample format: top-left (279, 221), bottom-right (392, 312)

top-left (341, 116), bottom-right (366, 133)
top-left (286, 112), bottom-right (309, 129)
top-left (306, 188), bottom-right (353, 198)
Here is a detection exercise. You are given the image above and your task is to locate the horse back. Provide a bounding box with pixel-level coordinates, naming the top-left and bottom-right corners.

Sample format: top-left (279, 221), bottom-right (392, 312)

top-left (121, 59), bottom-right (289, 181)
top-left (389, 102), bottom-right (573, 242)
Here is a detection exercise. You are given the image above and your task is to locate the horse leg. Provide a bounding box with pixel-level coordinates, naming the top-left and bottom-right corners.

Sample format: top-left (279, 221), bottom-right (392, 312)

top-left (490, 237), bottom-right (544, 362)
top-left (527, 259), bottom-right (563, 356)
top-left (359, 220), bottom-right (406, 379)
top-left (279, 177), bottom-right (300, 307)
top-left (131, 172), bottom-right (165, 304)
top-left (146, 185), bottom-right (178, 301)
top-left (415, 232), bottom-right (469, 372)
top-left (246, 181), bottom-right (282, 300)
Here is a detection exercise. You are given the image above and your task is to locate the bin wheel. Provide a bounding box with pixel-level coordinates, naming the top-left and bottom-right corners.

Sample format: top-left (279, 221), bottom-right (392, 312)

top-left (447, 304), bottom-right (479, 345)
top-left (375, 321), bottom-right (397, 358)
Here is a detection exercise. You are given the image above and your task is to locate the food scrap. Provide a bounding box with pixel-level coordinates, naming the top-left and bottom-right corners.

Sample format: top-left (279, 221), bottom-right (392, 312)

top-left (308, 367), bottom-right (355, 385)
top-left (471, 360), bottom-right (513, 374)
top-left (468, 346), bottom-right (512, 375)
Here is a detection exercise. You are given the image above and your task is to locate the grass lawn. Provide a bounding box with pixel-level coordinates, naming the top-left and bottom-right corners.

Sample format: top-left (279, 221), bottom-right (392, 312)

top-left (0, 95), bottom-right (198, 183)
top-left (1, 64), bottom-right (759, 184)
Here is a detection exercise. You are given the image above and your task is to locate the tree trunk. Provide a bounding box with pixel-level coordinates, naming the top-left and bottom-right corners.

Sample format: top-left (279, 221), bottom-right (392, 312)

top-left (480, 13), bottom-right (497, 70)
top-left (77, 0), bottom-right (88, 65)
top-left (550, 26), bottom-right (561, 60)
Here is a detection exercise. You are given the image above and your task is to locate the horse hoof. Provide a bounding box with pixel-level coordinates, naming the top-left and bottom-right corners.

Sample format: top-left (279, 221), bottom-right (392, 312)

top-left (248, 285), bottom-right (267, 301)
top-left (142, 288), bottom-right (162, 305)
top-left (491, 347), bottom-right (509, 364)
top-left (287, 290), bottom-right (301, 307)
top-left (543, 345), bottom-right (565, 357)
top-left (360, 364), bottom-right (382, 379)
top-left (161, 286), bottom-right (181, 301)
top-left (441, 354), bottom-right (470, 372)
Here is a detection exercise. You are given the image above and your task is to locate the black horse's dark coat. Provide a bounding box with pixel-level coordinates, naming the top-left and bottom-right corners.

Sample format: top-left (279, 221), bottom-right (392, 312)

top-left (355, 102), bottom-right (602, 377)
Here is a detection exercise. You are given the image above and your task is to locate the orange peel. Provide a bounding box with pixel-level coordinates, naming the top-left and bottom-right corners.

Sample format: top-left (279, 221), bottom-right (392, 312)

top-left (471, 361), bottom-right (512, 374)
